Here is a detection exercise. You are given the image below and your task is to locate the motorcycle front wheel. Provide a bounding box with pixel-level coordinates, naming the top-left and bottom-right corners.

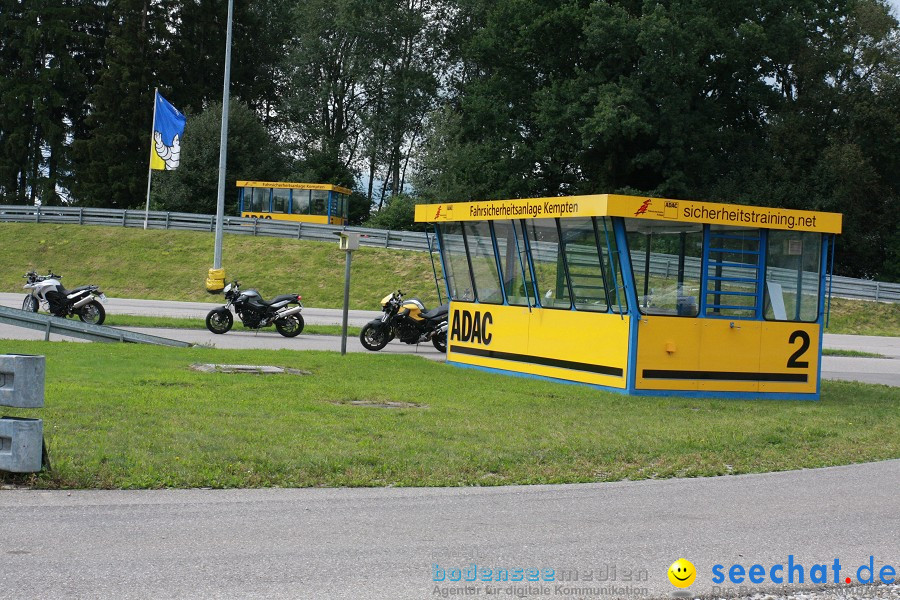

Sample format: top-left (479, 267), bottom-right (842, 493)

top-left (360, 323), bottom-right (391, 351)
top-left (206, 308), bottom-right (233, 334)
top-left (275, 314), bottom-right (304, 337)
top-left (77, 300), bottom-right (106, 325)
top-left (22, 295), bottom-right (38, 312)
top-left (432, 330), bottom-right (447, 353)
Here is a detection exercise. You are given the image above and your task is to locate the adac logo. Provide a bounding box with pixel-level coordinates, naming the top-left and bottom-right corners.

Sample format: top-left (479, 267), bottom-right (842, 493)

top-left (450, 309), bottom-right (492, 345)
top-left (635, 199), bottom-right (652, 216)
top-left (434, 204), bottom-right (454, 219)
top-left (668, 558), bottom-right (696, 589)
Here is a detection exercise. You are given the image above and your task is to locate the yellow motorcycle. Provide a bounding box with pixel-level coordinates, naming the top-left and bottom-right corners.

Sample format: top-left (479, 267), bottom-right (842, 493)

top-left (360, 290), bottom-right (448, 352)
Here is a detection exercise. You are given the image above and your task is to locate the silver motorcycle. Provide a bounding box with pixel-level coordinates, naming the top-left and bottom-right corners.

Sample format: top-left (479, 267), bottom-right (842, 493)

top-left (22, 270), bottom-right (107, 325)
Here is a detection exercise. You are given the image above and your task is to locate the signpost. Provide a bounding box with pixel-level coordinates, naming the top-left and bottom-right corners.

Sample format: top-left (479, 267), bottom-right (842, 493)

top-left (334, 232), bottom-right (360, 355)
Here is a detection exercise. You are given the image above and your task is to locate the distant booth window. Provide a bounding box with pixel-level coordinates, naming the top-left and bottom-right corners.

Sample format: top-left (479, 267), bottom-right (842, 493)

top-left (237, 181), bottom-right (352, 225)
top-left (418, 195), bottom-right (841, 400)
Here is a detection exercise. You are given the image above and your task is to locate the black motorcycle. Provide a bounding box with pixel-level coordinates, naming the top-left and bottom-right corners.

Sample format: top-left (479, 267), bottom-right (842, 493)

top-left (22, 270), bottom-right (107, 325)
top-left (205, 281), bottom-right (304, 337)
top-left (360, 290), bottom-right (448, 352)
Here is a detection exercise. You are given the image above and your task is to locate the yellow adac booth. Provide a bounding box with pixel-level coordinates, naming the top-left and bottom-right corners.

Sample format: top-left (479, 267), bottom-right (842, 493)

top-left (416, 194), bottom-right (842, 400)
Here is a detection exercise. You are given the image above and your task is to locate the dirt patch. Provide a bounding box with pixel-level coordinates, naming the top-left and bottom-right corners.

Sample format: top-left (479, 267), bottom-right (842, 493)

top-left (331, 399), bottom-right (426, 409)
top-left (190, 363), bottom-right (311, 376)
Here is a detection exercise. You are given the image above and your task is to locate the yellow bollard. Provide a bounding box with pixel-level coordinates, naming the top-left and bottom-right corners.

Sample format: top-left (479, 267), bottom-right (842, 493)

top-left (206, 267), bottom-right (226, 294)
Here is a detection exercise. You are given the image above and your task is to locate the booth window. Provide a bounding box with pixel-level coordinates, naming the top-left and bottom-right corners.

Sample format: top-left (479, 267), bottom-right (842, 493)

top-left (559, 217), bottom-right (609, 312)
top-left (311, 190), bottom-right (328, 215)
top-left (626, 219), bottom-right (702, 316)
top-left (765, 231), bottom-right (821, 322)
top-left (705, 226), bottom-right (761, 318)
top-left (599, 218), bottom-right (628, 313)
top-left (438, 223), bottom-right (475, 301)
top-left (523, 218), bottom-right (571, 309)
top-left (293, 190), bottom-right (310, 214)
top-left (463, 221), bottom-right (504, 304)
top-left (272, 188), bottom-right (290, 213)
top-left (493, 220), bottom-right (532, 306)
top-left (249, 188), bottom-right (269, 212)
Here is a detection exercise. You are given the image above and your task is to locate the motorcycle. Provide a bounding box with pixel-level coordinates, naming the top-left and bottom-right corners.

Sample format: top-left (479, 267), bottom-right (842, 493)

top-left (359, 290), bottom-right (448, 352)
top-left (22, 270), bottom-right (107, 325)
top-left (205, 280), bottom-right (304, 337)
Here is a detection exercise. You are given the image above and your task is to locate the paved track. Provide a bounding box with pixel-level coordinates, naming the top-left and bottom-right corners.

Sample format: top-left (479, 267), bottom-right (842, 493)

top-left (1, 294), bottom-right (894, 385)
top-left (1, 460), bottom-right (898, 600)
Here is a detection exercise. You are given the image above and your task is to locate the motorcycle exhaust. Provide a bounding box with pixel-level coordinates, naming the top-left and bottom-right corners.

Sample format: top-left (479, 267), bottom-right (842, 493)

top-left (275, 305), bottom-right (303, 319)
top-left (71, 295), bottom-right (95, 309)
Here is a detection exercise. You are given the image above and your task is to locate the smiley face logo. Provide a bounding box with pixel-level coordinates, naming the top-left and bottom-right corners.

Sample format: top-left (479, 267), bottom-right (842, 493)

top-left (668, 558), bottom-right (696, 588)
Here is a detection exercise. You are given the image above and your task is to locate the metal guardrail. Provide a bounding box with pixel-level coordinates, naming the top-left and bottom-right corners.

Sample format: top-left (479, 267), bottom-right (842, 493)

top-left (0, 205), bottom-right (431, 252)
top-left (0, 305), bottom-right (191, 347)
top-left (1, 204), bottom-right (897, 302)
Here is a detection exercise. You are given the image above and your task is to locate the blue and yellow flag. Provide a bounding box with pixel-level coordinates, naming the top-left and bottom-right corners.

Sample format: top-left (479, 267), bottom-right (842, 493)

top-left (150, 91), bottom-right (186, 170)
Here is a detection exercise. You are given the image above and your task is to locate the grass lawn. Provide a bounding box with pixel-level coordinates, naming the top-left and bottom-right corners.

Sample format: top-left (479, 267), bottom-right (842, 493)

top-left (1, 340), bottom-right (897, 490)
top-left (821, 348), bottom-right (888, 358)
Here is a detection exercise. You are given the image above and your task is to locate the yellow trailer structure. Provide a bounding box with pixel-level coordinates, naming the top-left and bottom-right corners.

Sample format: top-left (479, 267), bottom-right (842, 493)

top-left (415, 195), bottom-right (842, 399)
top-left (238, 181), bottom-right (351, 225)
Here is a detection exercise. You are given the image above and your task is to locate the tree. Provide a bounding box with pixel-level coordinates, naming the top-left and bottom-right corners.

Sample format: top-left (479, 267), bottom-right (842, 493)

top-left (71, 0), bottom-right (176, 209)
top-left (0, 0), bottom-right (106, 205)
top-left (362, 193), bottom-right (422, 231)
top-left (415, 0), bottom-right (900, 279)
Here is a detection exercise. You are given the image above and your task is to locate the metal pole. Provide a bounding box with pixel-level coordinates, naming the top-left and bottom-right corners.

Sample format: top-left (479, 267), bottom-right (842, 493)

top-left (340, 251), bottom-right (353, 355)
top-left (143, 88), bottom-right (159, 230)
top-left (212, 0), bottom-right (234, 270)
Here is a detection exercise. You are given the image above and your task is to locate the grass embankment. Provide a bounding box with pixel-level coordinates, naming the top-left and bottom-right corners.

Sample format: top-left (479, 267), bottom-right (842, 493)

top-left (1, 341), bottom-right (897, 489)
top-left (826, 297), bottom-right (900, 337)
top-left (0, 222), bottom-right (442, 310)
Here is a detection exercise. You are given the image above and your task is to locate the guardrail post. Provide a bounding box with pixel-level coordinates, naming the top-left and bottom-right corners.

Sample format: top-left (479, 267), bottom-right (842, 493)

top-left (210, 215), bottom-right (215, 232)
top-left (165, 212), bottom-right (170, 229)
top-left (385, 230), bottom-right (391, 248)
top-left (35, 205), bottom-right (40, 223)
top-left (297, 222), bottom-right (302, 239)
top-left (0, 354), bottom-right (46, 473)
top-left (253, 218), bottom-right (258, 236)
top-left (122, 210), bottom-right (127, 226)
top-left (79, 207), bottom-right (84, 225)
top-left (875, 282), bottom-right (880, 302)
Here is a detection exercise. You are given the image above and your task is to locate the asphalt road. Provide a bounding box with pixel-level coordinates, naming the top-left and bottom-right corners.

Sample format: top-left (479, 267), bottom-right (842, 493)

top-left (1, 459), bottom-right (898, 600)
top-left (1, 293), bottom-right (895, 384)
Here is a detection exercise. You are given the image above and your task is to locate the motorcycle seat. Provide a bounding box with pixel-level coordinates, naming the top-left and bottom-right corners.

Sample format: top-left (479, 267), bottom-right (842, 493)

top-left (421, 304), bottom-right (449, 320)
top-left (261, 293), bottom-right (299, 307)
top-left (66, 285), bottom-right (94, 295)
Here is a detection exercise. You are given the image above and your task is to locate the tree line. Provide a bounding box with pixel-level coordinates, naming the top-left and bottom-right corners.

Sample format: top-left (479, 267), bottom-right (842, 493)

top-left (0, 0), bottom-right (898, 280)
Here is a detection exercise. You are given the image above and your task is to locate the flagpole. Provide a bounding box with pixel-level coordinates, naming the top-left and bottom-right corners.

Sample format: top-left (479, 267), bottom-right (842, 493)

top-left (144, 87), bottom-right (159, 230)
top-left (213, 0), bottom-right (233, 271)
top-left (205, 0), bottom-right (233, 294)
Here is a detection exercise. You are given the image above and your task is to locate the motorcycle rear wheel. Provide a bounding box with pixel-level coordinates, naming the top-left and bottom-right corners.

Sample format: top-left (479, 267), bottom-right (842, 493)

top-left (432, 330), bottom-right (447, 353)
top-left (360, 323), bottom-right (391, 351)
top-left (275, 314), bottom-right (304, 337)
top-left (77, 300), bottom-right (106, 325)
top-left (206, 308), bottom-right (233, 334)
top-left (22, 295), bottom-right (38, 312)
